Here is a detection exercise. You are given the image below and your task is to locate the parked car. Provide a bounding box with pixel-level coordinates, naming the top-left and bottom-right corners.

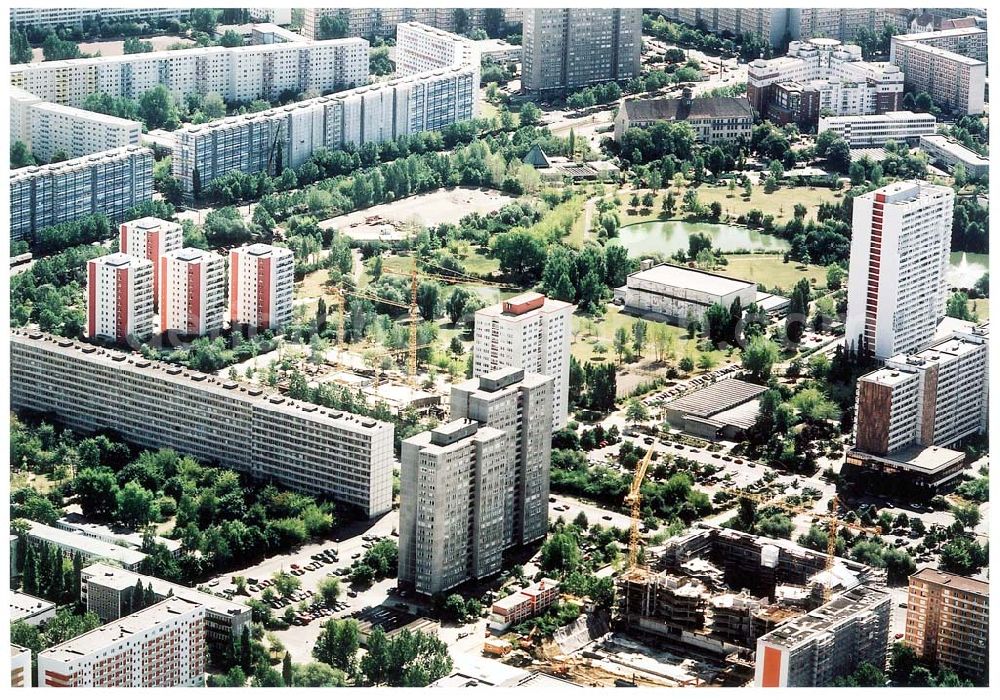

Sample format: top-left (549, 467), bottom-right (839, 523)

top-left (348, 591), bottom-right (358, 598)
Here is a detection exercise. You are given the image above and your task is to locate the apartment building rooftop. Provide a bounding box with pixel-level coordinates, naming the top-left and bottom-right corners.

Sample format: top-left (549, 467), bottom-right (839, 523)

top-left (11, 591), bottom-right (57, 622)
top-left (11, 329), bottom-right (390, 437)
top-left (9, 145), bottom-right (151, 180)
top-left (760, 585), bottom-right (889, 650)
top-left (664, 378), bottom-right (768, 419)
top-left (82, 563), bottom-right (251, 618)
top-left (894, 26), bottom-right (988, 43)
top-left (477, 292), bottom-right (574, 319)
top-left (911, 567), bottom-right (989, 596)
top-left (24, 520), bottom-right (147, 568)
top-left (170, 247), bottom-right (219, 263)
top-left (40, 598), bottom-right (203, 663)
top-left (895, 42), bottom-right (984, 65)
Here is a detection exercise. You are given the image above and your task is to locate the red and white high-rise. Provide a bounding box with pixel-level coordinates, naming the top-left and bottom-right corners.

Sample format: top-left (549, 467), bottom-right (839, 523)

top-left (86, 253), bottom-right (153, 343)
top-left (119, 216), bottom-right (183, 299)
top-left (159, 248), bottom-right (226, 337)
top-left (229, 243), bottom-right (294, 331)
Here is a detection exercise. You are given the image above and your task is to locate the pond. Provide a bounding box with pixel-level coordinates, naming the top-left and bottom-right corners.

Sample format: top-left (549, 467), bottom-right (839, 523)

top-left (609, 220), bottom-right (791, 258)
top-left (947, 252), bottom-right (989, 289)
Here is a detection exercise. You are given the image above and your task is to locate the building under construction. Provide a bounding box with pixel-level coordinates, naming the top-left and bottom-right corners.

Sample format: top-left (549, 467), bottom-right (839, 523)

top-left (616, 525), bottom-right (885, 658)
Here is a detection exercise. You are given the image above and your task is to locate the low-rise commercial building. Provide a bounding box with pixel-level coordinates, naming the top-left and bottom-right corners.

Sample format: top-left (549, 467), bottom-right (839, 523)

top-left (614, 90), bottom-right (754, 143)
top-left (754, 585), bottom-right (891, 687)
top-left (11, 330), bottom-right (395, 517)
top-left (904, 567), bottom-right (989, 683)
top-left (37, 598), bottom-right (206, 687)
top-left (817, 111), bottom-right (937, 148)
top-left (10, 87), bottom-right (142, 163)
top-left (662, 378), bottom-right (768, 440)
top-left (81, 563), bottom-right (251, 651)
top-left (22, 520), bottom-right (147, 571)
top-left (55, 515), bottom-right (182, 558)
top-left (918, 133), bottom-right (989, 178)
top-left (10, 146), bottom-right (153, 242)
top-left (11, 591), bottom-right (57, 626)
top-left (476, 38), bottom-right (522, 65)
top-left (161, 248), bottom-right (227, 337)
top-left (86, 253), bottom-right (154, 344)
top-left (890, 28), bottom-right (987, 115)
top-left (11, 645), bottom-right (31, 688)
top-left (748, 39), bottom-right (904, 126)
top-left (620, 261), bottom-right (758, 329)
top-left (489, 578), bottom-right (561, 632)
top-left (10, 38), bottom-right (368, 109)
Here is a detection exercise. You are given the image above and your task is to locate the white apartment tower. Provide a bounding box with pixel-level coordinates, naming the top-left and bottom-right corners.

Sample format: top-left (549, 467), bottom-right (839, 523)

top-left (160, 248), bottom-right (227, 337)
top-left (86, 253), bottom-right (153, 344)
top-left (450, 368), bottom-right (554, 546)
top-left (119, 217), bottom-right (183, 300)
top-left (846, 182), bottom-right (954, 359)
top-left (474, 293), bottom-right (575, 430)
top-left (229, 244), bottom-right (294, 332)
top-left (398, 419), bottom-right (509, 596)
top-left (36, 598), bottom-right (206, 687)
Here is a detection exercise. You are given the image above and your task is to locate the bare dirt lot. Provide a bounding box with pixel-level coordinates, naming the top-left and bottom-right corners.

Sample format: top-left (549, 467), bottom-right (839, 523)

top-left (319, 187), bottom-right (515, 239)
top-left (32, 35), bottom-right (194, 62)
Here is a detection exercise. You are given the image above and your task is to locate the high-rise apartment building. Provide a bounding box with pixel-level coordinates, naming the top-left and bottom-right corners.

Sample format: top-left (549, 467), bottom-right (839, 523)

top-left (845, 181), bottom-right (954, 359)
top-left (9, 39), bottom-right (369, 109)
top-left (229, 244), bottom-right (294, 332)
top-left (10, 146), bottom-right (153, 242)
top-left (474, 293), bottom-right (575, 431)
top-left (10, 87), bottom-right (142, 163)
top-left (747, 39), bottom-right (904, 125)
top-left (11, 330), bottom-right (395, 517)
top-left (81, 563), bottom-right (251, 652)
top-left (86, 253), bottom-right (154, 344)
top-left (817, 111), bottom-right (937, 148)
top-left (755, 585), bottom-right (891, 687)
top-left (450, 368), bottom-right (554, 546)
top-left (847, 322), bottom-right (989, 489)
top-left (395, 22), bottom-right (480, 78)
top-left (11, 645), bottom-right (31, 688)
top-left (794, 9), bottom-right (900, 43)
top-left (904, 567), bottom-right (989, 683)
top-left (119, 216), bottom-right (183, 300)
top-left (398, 419), bottom-right (509, 595)
top-left (37, 598), bottom-right (206, 687)
top-left (9, 8), bottom-right (188, 29)
top-left (160, 248), bottom-right (227, 337)
top-left (521, 9), bottom-right (642, 95)
top-left (302, 8), bottom-right (478, 41)
top-left (654, 8), bottom-right (790, 48)
top-left (890, 28), bottom-right (987, 115)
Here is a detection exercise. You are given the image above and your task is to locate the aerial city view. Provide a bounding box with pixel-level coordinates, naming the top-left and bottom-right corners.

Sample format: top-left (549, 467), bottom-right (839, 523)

top-left (6, 5), bottom-right (991, 690)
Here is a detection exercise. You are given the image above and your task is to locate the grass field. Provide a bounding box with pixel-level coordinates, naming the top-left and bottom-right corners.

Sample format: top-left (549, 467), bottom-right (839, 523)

top-left (970, 298), bottom-right (990, 321)
top-left (571, 305), bottom-right (735, 368)
top-left (720, 255), bottom-right (829, 293)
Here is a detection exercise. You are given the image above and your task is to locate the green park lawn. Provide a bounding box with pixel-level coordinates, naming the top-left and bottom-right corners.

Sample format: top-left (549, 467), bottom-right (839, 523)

top-left (720, 255), bottom-right (829, 293)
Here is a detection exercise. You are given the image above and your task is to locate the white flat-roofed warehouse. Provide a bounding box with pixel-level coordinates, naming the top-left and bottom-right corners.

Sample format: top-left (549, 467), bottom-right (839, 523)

top-left (918, 134), bottom-right (989, 178)
top-left (620, 262), bottom-right (758, 328)
top-left (11, 592), bottom-right (57, 626)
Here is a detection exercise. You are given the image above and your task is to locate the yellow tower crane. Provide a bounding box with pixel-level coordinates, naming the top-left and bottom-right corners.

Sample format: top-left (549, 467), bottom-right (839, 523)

top-left (626, 444), bottom-right (656, 571)
top-left (720, 488), bottom-right (881, 602)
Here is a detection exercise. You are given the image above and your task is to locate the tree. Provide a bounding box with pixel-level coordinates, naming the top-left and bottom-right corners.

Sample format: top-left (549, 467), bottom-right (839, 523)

top-left (11, 141), bottom-right (35, 169)
top-left (219, 30), bottom-right (244, 48)
top-left (273, 571), bottom-right (301, 599)
top-left (951, 502), bottom-right (981, 529)
top-left (42, 33), bottom-right (81, 61)
top-left (282, 652), bottom-right (293, 686)
top-left (11, 27), bottom-right (33, 64)
top-left (416, 281), bottom-right (440, 321)
top-left (441, 594), bottom-right (468, 622)
top-left (139, 85), bottom-right (180, 131)
top-left (743, 336), bottom-right (780, 382)
top-left (123, 37), bottom-right (153, 54)
top-left (314, 618), bottom-right (360, 672)
top-left (625, 398), bottom-right (650, 424)
top-left (826, 262), bottom-right (846, 290)
top-left (191, 8), bottom-right (220, 34)
top-left (115, 481), bottom-right (157, 528)
top-left (349, 563), bottom-right (376, 588)
top-left (945, 292), bottom-right (974, 321)
top-left (539, 530), bottom-right (582, 574)
top-left (318, 15), bottom-right (349, 40)
top-left (519, 102), bottom-right (542, 126)
top-left (631, 320), bottom-right (648, 357)
top-left (833, 661), bottom-right (887, 687)
top-left (613, 326), bottom-right (630, 365)
top-left (316, 576), bottom-right (341, 606)
top-left (361, 628), bottom-right (452, 687)
top-left (74, 468), bottom-right (120, 519)
top-left (445, 287), bottom-right (471, 324)
top-left (292, 662), bottom-right (347, 687)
